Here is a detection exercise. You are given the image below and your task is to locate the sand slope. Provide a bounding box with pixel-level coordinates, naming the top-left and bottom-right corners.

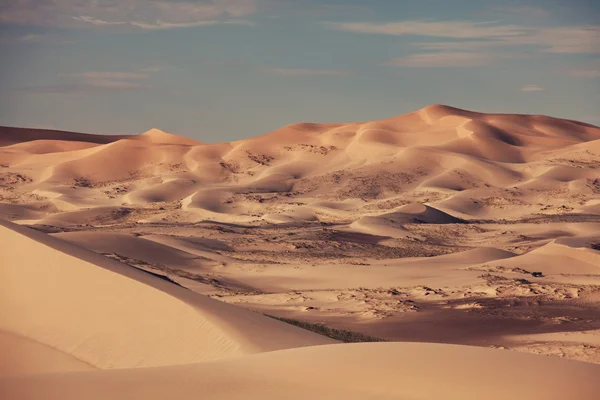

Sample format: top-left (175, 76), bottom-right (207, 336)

top-left (1, 219), bottom-right (599, 398)
top-left (0, 331), bottom-right (96, 376)
top-left (2, 342), bottom-right (599, 400)
top-left (0, 220), bottom-right (334, 370)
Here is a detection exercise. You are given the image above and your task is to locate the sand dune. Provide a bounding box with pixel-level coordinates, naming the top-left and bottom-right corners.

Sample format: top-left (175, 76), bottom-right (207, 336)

top-left (1, 105), bottom-right (600, 397)
top-left (0, 330), bottom-right (96, 376)
top-left (3, 343), bottom-right (600, 400)
top-left (136, 128), bottom-right (204, 146)
top-left (0, 126), bottom-right (131, 147)
top-left (0, 220), bottom-right (334, 370)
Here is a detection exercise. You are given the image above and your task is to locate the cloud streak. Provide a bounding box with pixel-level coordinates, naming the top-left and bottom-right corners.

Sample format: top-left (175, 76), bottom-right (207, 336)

top-left (60, 71), bottom-right (150, 80)
top-left (0, 33), bottom-right (77, 45)
top-left (569, 60), bottom-right (600, 78)
top-left (0, 0), bottom-right (259, 30)
top-left (324, 20), bottom-right (600, 54)
top-left (260, 68), bottom-right (352, 76)
top-left (324, 20), bottom-right (529, 39)
top-left (20, 68), bottom-right (157, 94)
top-left (383, 52), bottom-right (497, 67)
top-left (18, 81), bottom-right (149, 95)
top-left (520, 85), bottom-right (544, 92)
top-left (491, 6), bottom-right (550, 16)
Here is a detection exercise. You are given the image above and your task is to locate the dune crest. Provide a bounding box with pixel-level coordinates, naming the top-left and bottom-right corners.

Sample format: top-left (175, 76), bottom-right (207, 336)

top-left (138, 128), bottom-right (205, 146)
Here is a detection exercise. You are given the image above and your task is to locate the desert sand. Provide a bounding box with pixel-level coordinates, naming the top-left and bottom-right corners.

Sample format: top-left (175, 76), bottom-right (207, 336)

top-left (1, 104), bottom-right (600, 398)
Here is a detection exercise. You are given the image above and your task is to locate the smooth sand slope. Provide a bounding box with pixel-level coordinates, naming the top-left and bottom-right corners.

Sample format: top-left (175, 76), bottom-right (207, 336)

top-left (0, 220), bottom-right (333, 371)
top-left (3, 342), bottom-right (600, 400)
top-left (1, 221), bottom-right (599, 399)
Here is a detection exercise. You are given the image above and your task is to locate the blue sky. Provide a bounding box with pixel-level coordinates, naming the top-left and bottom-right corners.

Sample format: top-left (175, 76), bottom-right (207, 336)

top-left (0, 0), bottom-right (598, 142)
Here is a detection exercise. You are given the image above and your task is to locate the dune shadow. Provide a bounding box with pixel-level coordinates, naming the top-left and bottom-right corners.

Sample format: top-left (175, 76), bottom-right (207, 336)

top-left (370, 296), bottom-right (600, 345)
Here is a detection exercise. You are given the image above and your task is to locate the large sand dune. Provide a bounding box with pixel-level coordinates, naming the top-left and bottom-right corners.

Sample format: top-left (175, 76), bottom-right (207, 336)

top-left (0, 220), bottom-right (333, 370)
top-left (1, 105), bottom-right (600, 397)
top-left (1, 219), bottom-right (599, 399)
top-left (3, 342), bottom-right (600, 400)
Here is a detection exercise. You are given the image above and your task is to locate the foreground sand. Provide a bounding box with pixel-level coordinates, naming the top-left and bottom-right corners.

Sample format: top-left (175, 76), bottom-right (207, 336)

top-left (1, 105), bottom-right (600, 397)
top-left (2, 220), bottom-right (599, 399)
top-left (4, 342), bottom-right (600, 400)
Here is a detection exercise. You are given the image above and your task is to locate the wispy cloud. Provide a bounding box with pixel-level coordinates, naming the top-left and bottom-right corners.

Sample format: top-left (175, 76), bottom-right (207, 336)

top-left (59, 71), bottom-right (150, 80)
top-left (323, 20), bottom-right (529, 39)
top-left (20, 68), bottom-right (157, 94)
top-left (569, 60), bottom-right (600, 78)
top-left (411, 41), bottom-right (505, 52)
top-left (129, 20), bottom-right (220, 30)
top-left (0, 33), bottom-right (77, 45)
top-left (383, 52), bottom-right (497, 67)
top-left (18, 81), bottom-right (149, 95)
top-left (139, 66), bottom-right (165, 73)
top-left (570, 70), bottom-right (600, 78)
top-left (128, 19), bottom-right (254, 30)
top-left (71, 16), bottom-right (128, 26)
top-left (260, 68), bottom-right (352, 76)
top-left (533, 26), bottom-right (600, 54)
top-left (520, 84), bottom-right (544, 92)
top-left (0, 0), bottom-right (259, 30)
top-left (324, 20), bottom-right (600, 54)
top-left (262, 2), bottom-right (371, 19)
top-left (491, 6), bottom-right (550, 16)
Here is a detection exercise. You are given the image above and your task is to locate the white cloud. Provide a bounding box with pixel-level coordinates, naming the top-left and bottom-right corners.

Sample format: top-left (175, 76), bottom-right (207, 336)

top-left (139, 66), bottom-right (164, 73)
top-left (324, 20), bottom-right (600, 54)
top-left (0, 33), bottom-right (76, 45)
top-left (324, 20), bottom-right (529, 39)
top-left (82, 79), bottom-right (148, 89)
top-left (532, 26), bottom-right (600, 54)
top-left (129, 20), bottom-right (220, 30)
top-left (570, 70), bottom-right (600, 78)
top-left (569, 60), bottom-right (600, 78)
top-left (21, 67), bottom-right (158, 94)
top-left (411, 41), bottom-right (505, 51)
top-left (0, 0), bottom-right (259, 30)
top-left (383, 52), bottom-right (496, 67)
top-left (520, 84), bottom-right (544, 92)
top-left (72, 16), bottom-right (127, 26)
top-left (261, 68), bottom-right (351, 76)
top-left (491, 6), bottom-right (550, 16)
top-left (19, 81), bottom-right (149, 94)
top-left (60, 71), bottom-right (150, 80)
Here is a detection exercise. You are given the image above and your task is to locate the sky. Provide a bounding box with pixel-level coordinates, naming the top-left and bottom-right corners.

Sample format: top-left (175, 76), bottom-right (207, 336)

top-left (0, 0), bottom-right (599, 142)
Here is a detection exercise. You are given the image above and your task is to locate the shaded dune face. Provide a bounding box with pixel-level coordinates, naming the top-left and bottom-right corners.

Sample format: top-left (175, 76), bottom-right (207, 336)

top-left (0, 126), bottom-right (132, 147)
